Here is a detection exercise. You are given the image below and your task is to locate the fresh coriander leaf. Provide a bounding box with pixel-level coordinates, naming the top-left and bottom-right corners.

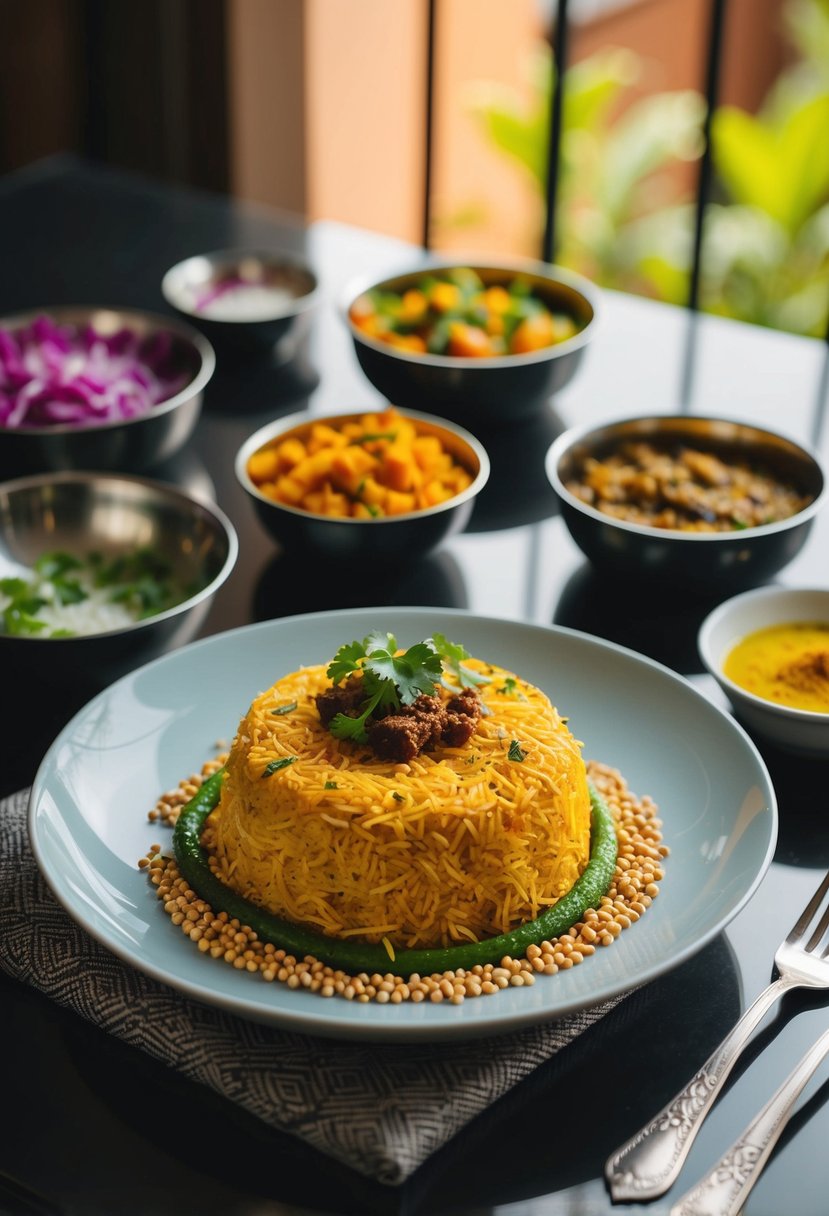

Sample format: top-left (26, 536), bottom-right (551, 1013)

top-left (10, 594), bottom-right (46, 617)
top-left (261, 756), bottom-right (297, 778)
top-left (329, 684), bottom-right (386, 744)
top-left (53, 578), bottom-right (87, 606)
top-left (0, 577), bottom-right (29, 598)
top-left (329, 711), bottom-right (371, 744)
top-left (327, 639), bottom-right (367, 684)
top-left (34, 551), bottom-right (82, 580)
top-left (3, 606), bottom-right (49, 636)
top-left (430, 632), bottom-right (490, 688)
top-left (364, 631), bottom-right (398, 656)
top-left (508, 740), bottom-right (527, 762)
top-left (365, 642), bottom-right (442, 705)
top-left (362, 667), bottom-right (402, 713)
top-left (324, 780), bottom-right (338, 789)
top-left (498, 677), bottom-right (517, 695)
top-left (271, 702), bottom-right (297, 715)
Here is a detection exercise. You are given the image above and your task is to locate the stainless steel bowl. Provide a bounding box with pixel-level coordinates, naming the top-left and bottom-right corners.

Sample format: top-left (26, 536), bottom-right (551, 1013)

top-left (0, 306), bottom-right (215, 478)
top-left (0, 471), bottom-right (238, 687)
top-left (161, 249), bottom-right (319, 358)
top-left (343, 258), bottom-right (599, 428)
top-left (546, 414), bottom-right (827, 592)
top-left (235, 408), bottom-right (490, 565)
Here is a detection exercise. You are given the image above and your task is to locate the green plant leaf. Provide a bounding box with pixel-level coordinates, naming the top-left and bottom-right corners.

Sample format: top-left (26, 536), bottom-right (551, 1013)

top-left (713, 94), bottom-right (829, 233)
top-left (598, 91), bottom-right (705, 223)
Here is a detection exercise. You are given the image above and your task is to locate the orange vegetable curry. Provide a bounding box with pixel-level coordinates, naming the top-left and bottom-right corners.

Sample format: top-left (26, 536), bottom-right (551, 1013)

top-left (349, 267), bottom-right (582, 358)
top-left (246, 408), bottom-right (474, 519)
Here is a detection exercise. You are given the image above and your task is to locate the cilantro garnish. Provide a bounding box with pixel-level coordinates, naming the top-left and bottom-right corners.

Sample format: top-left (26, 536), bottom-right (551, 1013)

top-left (271, 702), bottom-right (298, 715)
top-left (324, 780), bottom-right (338, 789)
top-left (349, 431), bottom-right (397, 445)
top-left (326, 633), bottom-right (443, 744)
top-left (508, 740), bottom-right (527, 762)
top-left (496, 675), bottom-right (526, 701)
top-left (428, 632), bottom-right (490, 689)
top-left (324, 631), bottom-right (487, 745)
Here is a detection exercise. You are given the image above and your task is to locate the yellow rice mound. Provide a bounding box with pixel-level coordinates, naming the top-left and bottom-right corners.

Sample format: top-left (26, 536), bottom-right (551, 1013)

top-left (210, 658), bottom-right (592, 949)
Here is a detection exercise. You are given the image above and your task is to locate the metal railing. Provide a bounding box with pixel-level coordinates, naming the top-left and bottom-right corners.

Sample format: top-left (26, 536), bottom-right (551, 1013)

top-left (421, 0), bottom-right (829, 344)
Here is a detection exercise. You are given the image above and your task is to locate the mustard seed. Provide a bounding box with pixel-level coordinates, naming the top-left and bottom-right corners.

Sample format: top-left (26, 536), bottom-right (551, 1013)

top-left (139, 758), bottom-right (666, 1006)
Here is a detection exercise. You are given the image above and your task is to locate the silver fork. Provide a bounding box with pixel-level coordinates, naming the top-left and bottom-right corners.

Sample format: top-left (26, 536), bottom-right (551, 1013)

top-left (670, 1025), bottom-right (829, 1216)
top-left (605, 868), bottom-right (829, 1202)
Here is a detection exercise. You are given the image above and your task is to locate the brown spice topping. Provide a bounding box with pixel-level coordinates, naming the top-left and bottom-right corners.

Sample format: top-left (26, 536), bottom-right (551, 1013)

top-left (315, 678), bottom-right (481, 762)
top-left (777, 650), bottom-right (829, 695)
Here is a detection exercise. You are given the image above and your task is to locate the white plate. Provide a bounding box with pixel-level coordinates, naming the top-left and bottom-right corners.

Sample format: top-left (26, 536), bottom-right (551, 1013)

top-left (29, 607), bottom-right (777, 1042)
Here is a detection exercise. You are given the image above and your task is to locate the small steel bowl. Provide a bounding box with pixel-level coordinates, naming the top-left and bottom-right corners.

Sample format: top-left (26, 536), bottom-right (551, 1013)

top-left (546, 414), bottom-right (826, 592)
top-left (162, 249), bottom-right (319, 357)
top-left (0, 471), bottom-right (238, 688)
top-left (235, 408), bottom-right (489, 565)
top-left (343, 258), bottom-right (599, 428)
top-left (0, 307), bottom-right (215, 478)
top-left (699, 585), bottom-right (829, 755)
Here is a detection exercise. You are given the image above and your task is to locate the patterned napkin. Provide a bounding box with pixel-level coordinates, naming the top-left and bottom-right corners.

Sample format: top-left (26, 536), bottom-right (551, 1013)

top-left (0, 788), bottom-right (627, 1185)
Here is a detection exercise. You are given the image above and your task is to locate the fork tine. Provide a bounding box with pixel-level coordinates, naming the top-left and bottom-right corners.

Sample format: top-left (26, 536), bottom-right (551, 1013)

top-left (804, 874), bottom-right (829, 952)
top-left (786, 869), bottom-right (829, 947)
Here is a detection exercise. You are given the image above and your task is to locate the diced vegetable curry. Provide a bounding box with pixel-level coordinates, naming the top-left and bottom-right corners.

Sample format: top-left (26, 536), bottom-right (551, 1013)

top-left (246, 407), bottom-right (473, 518)
top-left (349, 267), bottom-right (582, 358)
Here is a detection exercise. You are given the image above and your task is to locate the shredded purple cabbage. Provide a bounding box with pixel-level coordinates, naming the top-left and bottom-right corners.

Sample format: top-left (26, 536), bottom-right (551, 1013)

top-left (0, 315), bottom-right (192, 430)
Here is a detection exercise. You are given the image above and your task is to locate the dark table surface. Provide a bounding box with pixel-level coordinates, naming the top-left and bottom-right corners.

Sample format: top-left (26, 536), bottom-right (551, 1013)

top-left (1, 157), bottom-right (829, 1216)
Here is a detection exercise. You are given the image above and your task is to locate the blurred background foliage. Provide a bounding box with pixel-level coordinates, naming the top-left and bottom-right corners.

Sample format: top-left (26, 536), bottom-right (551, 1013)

top-left (465, 0), bottom-right (829, 338)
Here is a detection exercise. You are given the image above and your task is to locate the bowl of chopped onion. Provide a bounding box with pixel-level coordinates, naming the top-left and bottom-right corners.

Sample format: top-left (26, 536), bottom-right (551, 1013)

top-left (0, 307), bottom-right (215, 477)
top-left (0, 470), bottom-right (238, 688)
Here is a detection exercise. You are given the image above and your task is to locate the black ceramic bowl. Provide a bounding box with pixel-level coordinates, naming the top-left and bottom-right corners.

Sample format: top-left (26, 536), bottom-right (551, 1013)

top-left (343, 258), bottom-right (599, 429)
top-left (545, 414), bottom-right (826, 592)
top-left (235, 408), bottom-right (489, 565)
top-left (0, 471), bottom-right (238, 688)
top-left (0, 306), bottom-right (214, 479)
top-left (162, 249), bottom-right (319, 358)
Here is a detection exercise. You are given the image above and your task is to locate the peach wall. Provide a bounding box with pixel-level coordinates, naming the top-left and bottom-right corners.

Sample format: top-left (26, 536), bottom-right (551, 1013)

top-left (227, 0), bottom-right (789, 250)
top-left (305, 0), bottom-right (426, 238)
top-left (228, 0), bottom-right (308, 214)
top-left (430, 0), bottom-right (546, 255)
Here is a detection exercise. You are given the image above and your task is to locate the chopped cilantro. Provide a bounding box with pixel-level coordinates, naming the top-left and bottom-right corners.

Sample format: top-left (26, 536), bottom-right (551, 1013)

top-left (3, 606), bottom-right (49, 636)
top-left (34, 552), bottom-right (82, 580)
top-left (324, 780), bottom-right (338, 789)
top-left (261, 756), bottom-right (297, 778)
top-left (271, 702), bottom-right (298, 715)
top-left (508, 740), bottom-right (527, 762)
top-left (349, 430), bottom-right (398, 445)
top-left (325, 631), bottom-right (485, 745)
top-left (327, 633), bottom-right (442, 744)
top-left (392, 791), bottom-right (405, 802)
top-left (429, 632), bottom-right (490, 689)
top-left (53, 578), bottom-right (87, 606)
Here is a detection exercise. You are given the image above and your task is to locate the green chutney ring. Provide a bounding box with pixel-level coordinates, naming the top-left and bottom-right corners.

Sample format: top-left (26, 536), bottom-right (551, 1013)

top-left (172, 765), bottom-right (618, 978)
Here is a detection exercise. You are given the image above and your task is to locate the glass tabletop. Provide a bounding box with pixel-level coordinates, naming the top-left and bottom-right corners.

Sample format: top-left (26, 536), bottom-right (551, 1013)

top-left (1, 157), bottom-right (828, 1216)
